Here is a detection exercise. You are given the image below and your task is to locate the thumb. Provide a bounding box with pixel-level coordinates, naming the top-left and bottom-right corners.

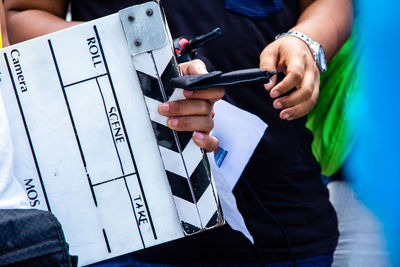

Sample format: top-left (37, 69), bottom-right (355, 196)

top-left (179, 59), bottom-right (208, 75)
top-left (259, 44), bottom-right (278, 91)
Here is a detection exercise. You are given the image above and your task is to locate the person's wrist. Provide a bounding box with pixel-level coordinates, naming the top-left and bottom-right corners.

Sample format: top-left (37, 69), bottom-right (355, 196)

top-left (275, 31), bottom-right (327, 73)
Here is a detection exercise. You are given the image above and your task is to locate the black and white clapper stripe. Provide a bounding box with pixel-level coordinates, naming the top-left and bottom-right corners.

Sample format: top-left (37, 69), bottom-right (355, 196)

top-left (133, 43), bottom-right (222, 235)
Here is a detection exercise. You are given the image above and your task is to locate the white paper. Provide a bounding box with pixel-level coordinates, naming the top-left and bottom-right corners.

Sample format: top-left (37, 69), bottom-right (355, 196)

top-left (208, 153), bottom-right (254, 243)
top-left (209, 100), bottom-right (267, 242)
top-left (212, 100), bottom-right (268, 190)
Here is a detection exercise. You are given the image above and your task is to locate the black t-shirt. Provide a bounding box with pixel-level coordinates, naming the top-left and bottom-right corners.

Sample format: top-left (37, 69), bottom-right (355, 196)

top-left (70, 0), bottom-right (338, 263)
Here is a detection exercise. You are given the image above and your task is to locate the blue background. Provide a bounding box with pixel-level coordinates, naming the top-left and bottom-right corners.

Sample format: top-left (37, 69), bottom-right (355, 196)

top-left (347, 1), bottom-right (400, 265)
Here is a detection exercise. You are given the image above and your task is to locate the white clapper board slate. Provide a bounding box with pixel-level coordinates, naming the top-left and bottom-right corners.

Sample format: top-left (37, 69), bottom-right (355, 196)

top-left (0, 2), bottom-right (223, 265)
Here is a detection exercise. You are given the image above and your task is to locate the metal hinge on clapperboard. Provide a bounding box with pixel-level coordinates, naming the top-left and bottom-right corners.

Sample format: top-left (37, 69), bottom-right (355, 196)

top-left (118, 1), bottom-right (224, 235)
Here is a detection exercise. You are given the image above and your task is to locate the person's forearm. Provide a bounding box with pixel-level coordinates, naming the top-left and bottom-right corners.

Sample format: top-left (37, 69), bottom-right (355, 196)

top-left (292, 0), bottom-right (353, 61)
top-left (1, 4), bottom-right (9, 46)
top-left (6, 10), bottom-right (80, 44)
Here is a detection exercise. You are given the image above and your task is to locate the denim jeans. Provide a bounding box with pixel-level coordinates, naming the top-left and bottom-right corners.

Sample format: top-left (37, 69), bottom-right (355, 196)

top-left (89, 253), bottom-right (333, 267)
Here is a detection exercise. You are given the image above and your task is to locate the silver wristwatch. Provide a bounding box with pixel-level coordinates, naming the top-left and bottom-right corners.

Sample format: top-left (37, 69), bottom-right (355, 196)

top-left (275, 31), bottom-right (327, 73)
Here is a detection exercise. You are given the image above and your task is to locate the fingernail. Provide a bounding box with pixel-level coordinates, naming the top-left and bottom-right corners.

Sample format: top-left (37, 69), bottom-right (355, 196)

top-left (271, 90), bottom-right (280, 98)
top-left (183, 90), bottom-right (193, 97)
top-left (159, 103), bottom-right (169, 113)
top-left (193, 132), bottom-right (205, 140)
top-left (282, 113), bottom-right (290, 120)
top-left (275, 102), bottom-right (283, 109)
top-left (168, 118), bottom-right (178, 127)
top-left (263, 81), bottom-right (271, 88)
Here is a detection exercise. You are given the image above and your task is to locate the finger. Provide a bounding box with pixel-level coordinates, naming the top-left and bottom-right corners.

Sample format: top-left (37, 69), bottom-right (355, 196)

top-left (270, 57), bottom-right (305, 99)
top-left (279, 99), bottom-right (313, 120)
top-left (159, 99), bottom-right (212, 117)
top-left (273, 65), bottom-right (316, 110)
top-left (263, 78), bottom-right (276, 91)
top-left (280, 79), bottom-right (320, 120)
top-left (183, 86), bottom-right (225, 102)
top-left (179, 59), bottom-right (208, 75)
top-left (167, 115), bottom-right (213, 133)
top-left (260, 45), bottom-right (279, 91)
top-left (192, 132), bottom-right (219, 152)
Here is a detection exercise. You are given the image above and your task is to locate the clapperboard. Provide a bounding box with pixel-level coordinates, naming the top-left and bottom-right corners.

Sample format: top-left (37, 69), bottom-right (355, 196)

top-left (0, 2), bottom-right (223, 265)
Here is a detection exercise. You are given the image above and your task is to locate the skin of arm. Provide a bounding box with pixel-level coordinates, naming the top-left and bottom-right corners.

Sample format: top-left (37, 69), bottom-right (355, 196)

top-left (260, 0), bottom-right (353, 120)
top-left (1, 3), bottom-right (9, 47)
top-left (5, 0), bottom-right (78, 43)
top-left (4, 0), bottom-right (224, 151)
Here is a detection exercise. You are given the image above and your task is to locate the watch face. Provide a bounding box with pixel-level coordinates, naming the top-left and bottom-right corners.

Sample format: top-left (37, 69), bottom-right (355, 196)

top-left (318, 46), bottom-right (327, 72)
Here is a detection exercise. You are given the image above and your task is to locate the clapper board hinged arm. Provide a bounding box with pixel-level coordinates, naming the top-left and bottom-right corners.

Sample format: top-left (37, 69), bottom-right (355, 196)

top-left (119, 2), bottom-right (224, 235)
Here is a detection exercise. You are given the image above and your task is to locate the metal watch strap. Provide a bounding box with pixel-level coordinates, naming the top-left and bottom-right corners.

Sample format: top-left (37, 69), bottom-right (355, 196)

top-left (275, 31), bottom-right (326, 73)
